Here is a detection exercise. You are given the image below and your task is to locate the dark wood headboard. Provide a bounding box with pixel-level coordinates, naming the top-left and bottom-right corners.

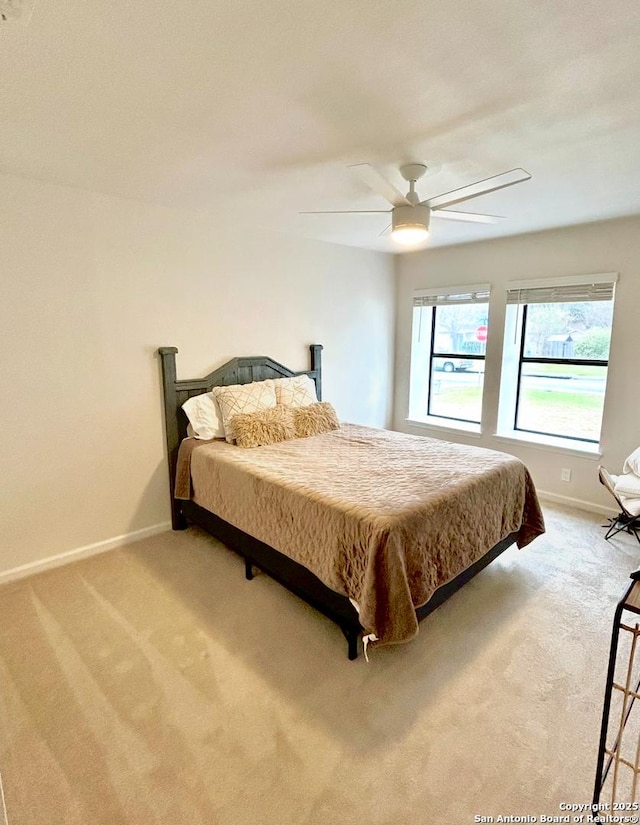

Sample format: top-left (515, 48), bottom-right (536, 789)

top-left (157, 344), bottom-right (323, 528)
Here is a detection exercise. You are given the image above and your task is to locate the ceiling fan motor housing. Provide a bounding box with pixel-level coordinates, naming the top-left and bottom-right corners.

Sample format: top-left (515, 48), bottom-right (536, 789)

top-left (392, 204), bottom-right (430, 233)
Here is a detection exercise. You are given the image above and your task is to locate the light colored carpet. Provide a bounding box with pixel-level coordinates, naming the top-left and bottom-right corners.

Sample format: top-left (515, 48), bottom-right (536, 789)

top-left (0, 503), bottom-right (638, 824)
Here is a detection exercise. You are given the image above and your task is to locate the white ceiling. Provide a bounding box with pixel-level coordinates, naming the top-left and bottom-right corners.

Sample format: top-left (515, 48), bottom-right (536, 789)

top-left (1, 0), bottom-right (639, 252)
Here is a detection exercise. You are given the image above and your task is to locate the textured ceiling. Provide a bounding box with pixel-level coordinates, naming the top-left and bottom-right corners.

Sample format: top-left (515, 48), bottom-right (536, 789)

top-left (1, 0), bottom-right (639, 252)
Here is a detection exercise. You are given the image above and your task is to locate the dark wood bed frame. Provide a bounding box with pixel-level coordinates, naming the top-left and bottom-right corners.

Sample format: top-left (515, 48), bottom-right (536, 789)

top-left (158, 344), bottom-right (517, 659)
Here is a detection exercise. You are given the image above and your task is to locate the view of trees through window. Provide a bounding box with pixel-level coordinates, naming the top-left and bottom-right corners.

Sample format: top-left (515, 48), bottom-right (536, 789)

top-left (427, 303), bottom-right (488, 423)
top-left (516, 300), bottom-right (614, 442)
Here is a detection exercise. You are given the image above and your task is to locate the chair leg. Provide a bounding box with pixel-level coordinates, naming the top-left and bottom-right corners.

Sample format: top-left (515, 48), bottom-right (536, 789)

top-left (603, 514), bottom-right (640, 544)
top-left (604, 517), bottom-right (624, 541)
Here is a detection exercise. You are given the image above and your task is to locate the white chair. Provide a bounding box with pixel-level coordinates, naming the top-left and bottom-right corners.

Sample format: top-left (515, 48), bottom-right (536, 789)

top-left (598, 465), bottom-right (640, 544)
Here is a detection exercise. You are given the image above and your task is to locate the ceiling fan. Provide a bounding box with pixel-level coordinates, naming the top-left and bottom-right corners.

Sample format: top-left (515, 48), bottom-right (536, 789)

top-left (301, 163), bottom-right (532, 246)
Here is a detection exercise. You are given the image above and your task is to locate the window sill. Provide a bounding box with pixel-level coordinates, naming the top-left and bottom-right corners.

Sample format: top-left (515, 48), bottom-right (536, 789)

top-left (405, 417), bottom-right (482, 438)
top-left (493, 430), bottom-right (602, 459)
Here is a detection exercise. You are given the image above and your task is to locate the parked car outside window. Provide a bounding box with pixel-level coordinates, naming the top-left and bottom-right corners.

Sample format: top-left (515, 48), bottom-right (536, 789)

top-left (437, 358), bottom-right (472, 373)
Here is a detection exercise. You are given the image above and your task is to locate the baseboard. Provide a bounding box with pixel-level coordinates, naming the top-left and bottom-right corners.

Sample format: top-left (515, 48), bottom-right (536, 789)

top-left (0, 521), bottom-right (172, 586)
top-left (537, 489), bottom-right (617, 517)
top-left (0, 492), bottom-right (617, 586)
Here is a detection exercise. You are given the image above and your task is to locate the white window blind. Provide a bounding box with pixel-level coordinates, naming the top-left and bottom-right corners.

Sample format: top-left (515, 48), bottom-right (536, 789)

top-left (506, 273), bottom-right (617, 305)
top-left (413, 283), bottom-right (490, 308)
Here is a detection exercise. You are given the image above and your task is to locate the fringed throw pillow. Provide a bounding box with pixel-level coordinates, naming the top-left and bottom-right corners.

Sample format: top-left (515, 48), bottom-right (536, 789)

top-left (292, 402), bottom-right (340, 438)
top-left (232, 405), bottom-right (296, 448)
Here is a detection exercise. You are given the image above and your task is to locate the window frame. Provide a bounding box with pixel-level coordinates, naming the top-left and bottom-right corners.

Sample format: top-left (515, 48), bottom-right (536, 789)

top-left (497, 272), bottom-right (618, 452)
top-left (512, 302), bottom-right (610, 445)
top-left (426, 304), bottom-right (487, 425)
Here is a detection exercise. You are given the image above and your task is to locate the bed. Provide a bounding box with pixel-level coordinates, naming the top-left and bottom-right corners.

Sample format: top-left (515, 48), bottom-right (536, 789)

top-left (158, 344), bottom-right (545, 659)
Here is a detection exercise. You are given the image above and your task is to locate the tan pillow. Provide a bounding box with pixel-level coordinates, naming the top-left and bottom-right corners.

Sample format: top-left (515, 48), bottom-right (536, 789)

top-left (292, 402), bottom-right (340, 438)
top-left (232, 406), bottom-right (296, 448)
top-left (272, 375), bottom-right (318, 407)
top-left (213, 380), bottom-right (277, 443)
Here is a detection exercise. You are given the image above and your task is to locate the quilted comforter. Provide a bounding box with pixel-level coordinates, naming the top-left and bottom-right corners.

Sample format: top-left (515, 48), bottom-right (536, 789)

top-left (175, 424), bottom-right (544, 644)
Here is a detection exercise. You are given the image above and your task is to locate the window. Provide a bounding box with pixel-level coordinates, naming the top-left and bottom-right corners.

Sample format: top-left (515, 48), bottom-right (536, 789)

top-left (409, 285), bottom-right (490, 428)
top-left (500, 274), bottom-right (617, 446)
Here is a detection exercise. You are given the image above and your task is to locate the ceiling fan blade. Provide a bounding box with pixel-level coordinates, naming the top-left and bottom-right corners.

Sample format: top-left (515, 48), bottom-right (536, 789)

top-left (424, 168), bottom-right (532, 210)
top-left (348, 163), bottom-right (410, 207)
top-left (299, 210), bottom-right (390, 214)
top-left (431, 210), bottom-right (504, 224)
top-left (378, 224), bottom-right (392, 236)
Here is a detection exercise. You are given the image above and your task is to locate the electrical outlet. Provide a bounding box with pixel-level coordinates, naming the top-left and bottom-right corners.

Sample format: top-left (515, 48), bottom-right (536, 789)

top-left (561, 468), bottom-right (572, 482)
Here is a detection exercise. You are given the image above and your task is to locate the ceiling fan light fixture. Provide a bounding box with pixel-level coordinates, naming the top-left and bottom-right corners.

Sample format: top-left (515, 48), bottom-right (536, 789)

top-left (391, 225), bottom-right (430, 245)
top-left (303, 163), bottom-right (531, 245)
top-left (391, 204), bottom-right (430, 246)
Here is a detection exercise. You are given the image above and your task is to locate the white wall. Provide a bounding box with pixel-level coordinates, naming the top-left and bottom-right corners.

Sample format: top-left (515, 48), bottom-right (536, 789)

top-left (0, 173), bottom-right (395, 577)
top-left (394, 216), bottom-right (640, 512)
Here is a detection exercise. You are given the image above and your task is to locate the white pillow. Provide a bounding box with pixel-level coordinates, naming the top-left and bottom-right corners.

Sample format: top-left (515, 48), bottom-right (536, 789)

top-left (613, 472), bottom-right (640, 499)
top-left (610, 474), bottom-right (640, 516)
top-left (623, 447), bottom-right (640, 477)
top-left (213, 380), bottom-right (278, 443)
top-left (182, 392), bottom-right (225, 440)
top-left (272, 375), bottom-right (318, 408)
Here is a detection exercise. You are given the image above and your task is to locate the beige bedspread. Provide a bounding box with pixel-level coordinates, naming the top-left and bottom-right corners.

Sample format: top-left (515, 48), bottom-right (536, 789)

top-left (175, 424), bottom-right (544, 645)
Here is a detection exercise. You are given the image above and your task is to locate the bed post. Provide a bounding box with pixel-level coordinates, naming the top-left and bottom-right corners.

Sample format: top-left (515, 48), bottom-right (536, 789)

top-left (310, 343), bottom-right (323, 401)
top-left (158, 347), bottom-right (187, 530)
